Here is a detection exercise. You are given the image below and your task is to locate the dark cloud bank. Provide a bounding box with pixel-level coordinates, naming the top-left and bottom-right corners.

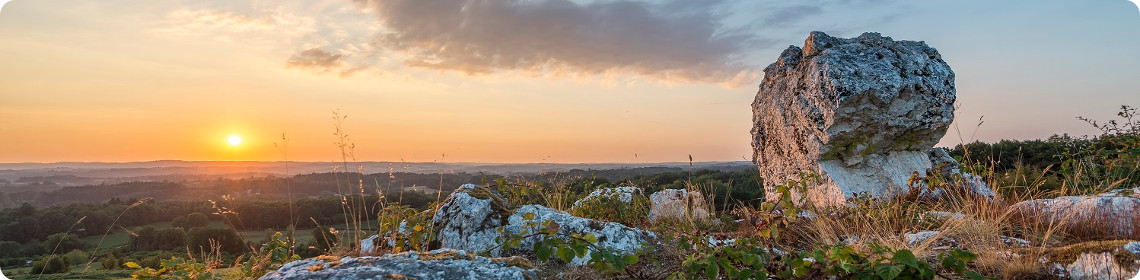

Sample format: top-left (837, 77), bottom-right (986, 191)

top-left (296, 0), bottom-right (762, 85)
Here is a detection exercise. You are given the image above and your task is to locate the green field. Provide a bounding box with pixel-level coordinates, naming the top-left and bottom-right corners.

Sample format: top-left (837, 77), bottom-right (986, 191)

top-left (78, 220), bottom-right (380, 250)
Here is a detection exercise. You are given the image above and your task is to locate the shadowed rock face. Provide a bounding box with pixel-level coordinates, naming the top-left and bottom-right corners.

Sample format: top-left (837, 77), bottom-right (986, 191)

top-left (751, 31), bottom-right (956, 206)
top-left (260, 249), bottom-right (536, 280)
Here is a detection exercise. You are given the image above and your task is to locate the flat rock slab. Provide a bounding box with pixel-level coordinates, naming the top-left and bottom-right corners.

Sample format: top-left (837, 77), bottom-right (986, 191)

top-left (260, 249), bottom-right (536, 280)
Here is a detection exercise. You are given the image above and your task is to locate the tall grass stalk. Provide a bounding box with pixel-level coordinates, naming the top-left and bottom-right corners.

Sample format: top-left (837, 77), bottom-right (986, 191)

top-left (84, 198), bottom-right (149, 272)
top-left (40, 216), bottom-right (86, 277)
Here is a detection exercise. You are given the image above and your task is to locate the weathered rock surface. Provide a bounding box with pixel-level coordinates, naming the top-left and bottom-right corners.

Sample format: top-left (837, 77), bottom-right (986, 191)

top-left (1010, 187), bottom-right (1140, 239)
top-left (432, 184), bottom-right (513, 254)
top-left (508, 205), bottom-right (656, 266)
top-left (648, 189), bottom-right (710, 222)
top-left (1038, 240), bottom-right (1140, 280)
top-left (431, 184), bottom-right (656, 266)
top-left (571, 186), bottom-right (643, 210)
top-left (752, 31), bottom-right (968, 206)
top-left (260, 249), bottom-right (535, 280)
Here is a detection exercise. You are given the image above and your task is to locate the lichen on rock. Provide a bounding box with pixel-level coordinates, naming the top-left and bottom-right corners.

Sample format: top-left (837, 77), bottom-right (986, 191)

top-left (260, 249), bottom-right (536, 280)
top-left (751, 31), bottom-right (989, 206)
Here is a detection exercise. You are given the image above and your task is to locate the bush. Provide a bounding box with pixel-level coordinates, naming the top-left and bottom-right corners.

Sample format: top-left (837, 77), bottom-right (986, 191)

top-left (31, 256), bottom-right (69, 274)
top-left (43, 232), bottom-right (85, 253)
top-left (63, 249), bottom-right (89, 267)
top-left (569, 187), bottom-right (650, 227)
top-left (101, 254), bottom-right (122, 270)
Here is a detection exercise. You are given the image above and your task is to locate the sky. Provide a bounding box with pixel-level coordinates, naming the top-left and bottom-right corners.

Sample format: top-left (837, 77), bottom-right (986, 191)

top-left (0, 0), bottom-right (1138, 163)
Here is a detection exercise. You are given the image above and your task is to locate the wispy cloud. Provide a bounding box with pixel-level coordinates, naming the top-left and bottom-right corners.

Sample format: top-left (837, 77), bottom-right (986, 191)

top-left (349, 0), bottom-right (761, 86)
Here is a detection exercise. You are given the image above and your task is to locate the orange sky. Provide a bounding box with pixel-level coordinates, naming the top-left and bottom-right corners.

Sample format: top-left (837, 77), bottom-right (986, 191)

top-left (0, 0), bottom-right (1138, 163)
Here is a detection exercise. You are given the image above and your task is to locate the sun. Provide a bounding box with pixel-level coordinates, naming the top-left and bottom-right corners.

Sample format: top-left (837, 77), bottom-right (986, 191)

top-left (227, 135), bottom-right (243, 146)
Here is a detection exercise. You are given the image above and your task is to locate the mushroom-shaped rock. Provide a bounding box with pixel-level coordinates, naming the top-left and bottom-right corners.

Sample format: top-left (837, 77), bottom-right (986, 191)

top-left (260, 249), bottom-right (536, 280)
top-left (751, 31), bottom-right (982, 206)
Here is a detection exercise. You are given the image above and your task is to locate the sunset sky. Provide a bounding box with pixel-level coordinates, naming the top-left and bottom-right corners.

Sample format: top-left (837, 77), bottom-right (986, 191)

top-left (1, 0), bottom-right (1138, 163)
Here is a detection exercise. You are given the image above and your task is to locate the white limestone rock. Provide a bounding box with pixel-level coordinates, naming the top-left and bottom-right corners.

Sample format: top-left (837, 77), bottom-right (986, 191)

top-left (504, 205), bottom-right (657, 266)
top-left (431, 184), bottom-right (513, 255)
top-left (1064, 252), bottom-right (1134, 280)
top-left (1010, 187), bottom-right (1140, 239)
top-left (648, 189), bottom-right (710, 222)
top-left (751, 31), bottom-right (973, 206)
top-left (571, 186), bottom-right (643, 209)
top-left (260, 249), bottom-right (536, 280)
top-left (360, 234), bottom-right (378, 255)
top-left (430, 184), bottom-right (656, 266)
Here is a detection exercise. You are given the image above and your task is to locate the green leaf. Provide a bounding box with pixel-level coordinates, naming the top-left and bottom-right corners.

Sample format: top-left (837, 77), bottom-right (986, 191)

top-left (557, 246), bottom-right (575, 263)
top-left (891, 250), bottom-right (919, 268)
top-left (705, 263), bottom-right (720, 280)
top-left (622, 254), bottom-right (639, 266)
top-left (876, 264), bottom-right (904, 280)
top-left (584, 233), bottom-right (598, 244)
top-left (523, 212), bottom-right (535, 220)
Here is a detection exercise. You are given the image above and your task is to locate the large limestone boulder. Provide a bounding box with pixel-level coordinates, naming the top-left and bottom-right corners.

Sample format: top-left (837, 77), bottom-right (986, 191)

top-left (260, 249), bottom-right (536, 280)
top-left (431, 184), bottom-right (656, 266)
top-left (1010, 187), bottom-right (1140, 239)
top-left (751, 31), bottom-right (963, 206)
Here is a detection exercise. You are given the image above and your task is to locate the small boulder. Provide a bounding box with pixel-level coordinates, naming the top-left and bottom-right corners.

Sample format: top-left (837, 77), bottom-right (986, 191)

top-left (506, 205), bottom-right (657, 266)
top-left (571, 186), bottom-right (643, 208)
top-left (260, 249), bottom-right (536, 280)
top-left (1010, 187), bottom-right (1140, 239)
top-left (431, 184), bottom-right (656, 266)
top-left (1039, 240), bottom-right (1140, 280)
top-left (648, 189), bottom-right (710, 222)
top-left (431, 184), bottom-right (514, 254)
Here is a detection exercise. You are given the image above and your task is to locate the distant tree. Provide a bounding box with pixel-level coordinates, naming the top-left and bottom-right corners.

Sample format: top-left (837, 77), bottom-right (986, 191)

top-left (188, 227), bottom-right (246, 254)
top-left (43, 232), bottom-right (86, 253)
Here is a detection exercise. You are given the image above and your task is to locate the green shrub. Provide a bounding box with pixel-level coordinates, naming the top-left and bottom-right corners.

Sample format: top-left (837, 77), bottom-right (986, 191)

top-left (569, 187), bottom-right (650, 227)
top-left (31, 256), bottom-right (69, 274)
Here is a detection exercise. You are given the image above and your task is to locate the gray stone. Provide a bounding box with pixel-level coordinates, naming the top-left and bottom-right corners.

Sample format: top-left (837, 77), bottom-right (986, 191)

top-left (751, 31), bottom-right (967, 206)
top-left (1010, 187), bottom-right (1140, 239)
top-left (431, 184), bottom-right (512, 255)
top-left (360, 235), bottom-right (378, 255)
top-left (1064, 252), bottom-right (1135, 280)
top-left (260, 249), bottom-right (536, 280)
top-left (648, 189), bottom-right (710, 222)
top-left (431, 184), bottom-right (656, 266)
top-left (1125, 242), bottom-right (1140, 256)
top-left (571, 186), bottom-right (643, 209)
top-left (506, 205), bottom-right (656, 266)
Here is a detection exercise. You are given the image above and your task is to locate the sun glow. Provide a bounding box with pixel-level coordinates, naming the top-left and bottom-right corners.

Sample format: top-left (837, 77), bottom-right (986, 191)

top-left (227, 135), bottom-right (242, 146)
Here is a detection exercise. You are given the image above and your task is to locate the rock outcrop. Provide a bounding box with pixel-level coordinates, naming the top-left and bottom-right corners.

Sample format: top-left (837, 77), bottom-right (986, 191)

top-left (1010, 187), bottom-right (1140, 239)
top-left (431, 184), bottom-right (656, 266)
top-left (432, 184), bottom-right (514, 254)
top-left (260, 249), bottom-right (536, 280)
top-left (648, 189), bottom-right (710, 222)
top-left (571, 186), bottom-right (643, 209)
top-left (751, 31), bottom-right (977, 206)
top-left (1039, 240), bottom-right (1140, 280)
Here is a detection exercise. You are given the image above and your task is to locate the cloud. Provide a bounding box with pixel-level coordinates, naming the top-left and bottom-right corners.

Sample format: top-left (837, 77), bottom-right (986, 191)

top-left (287, 48), bottom-right (343, 71)
top-left (350, 0), bottom-right (761, 86)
